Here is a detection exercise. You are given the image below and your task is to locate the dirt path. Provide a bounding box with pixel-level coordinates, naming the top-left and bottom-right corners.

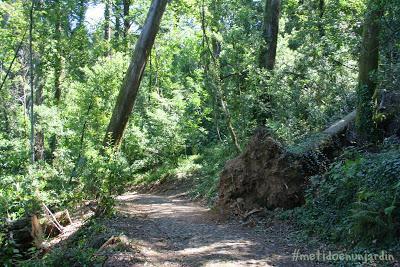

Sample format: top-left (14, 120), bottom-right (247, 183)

top-left (98, 192), bottom-right (328, 267)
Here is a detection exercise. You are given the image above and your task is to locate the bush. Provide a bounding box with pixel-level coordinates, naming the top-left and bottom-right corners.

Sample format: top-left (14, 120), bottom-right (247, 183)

top-left (78, 148), bottom-right (132, 215)
top-left (286, 145), bottom-right (400, 249)
top-left (191, 143), bottom-right (236, 202)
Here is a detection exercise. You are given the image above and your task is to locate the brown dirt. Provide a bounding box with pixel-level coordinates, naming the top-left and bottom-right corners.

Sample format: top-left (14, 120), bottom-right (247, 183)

top-left (218, 112), bottom-right (357, 213)
top-left (218, 128), bottom-right (306, 211)
top-left (99, 192), bottom-right (330, 266)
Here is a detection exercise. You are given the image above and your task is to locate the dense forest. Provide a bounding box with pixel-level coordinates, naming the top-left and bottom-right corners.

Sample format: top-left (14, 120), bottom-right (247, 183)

top-left (0, 0), bottom-right (399, 265)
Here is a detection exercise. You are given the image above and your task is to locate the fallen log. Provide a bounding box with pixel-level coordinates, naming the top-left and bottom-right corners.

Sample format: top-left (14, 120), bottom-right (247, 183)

top-left (4, 209), bottom-right (72, 253)
top-left (218, 111), bottom-right (356, 213)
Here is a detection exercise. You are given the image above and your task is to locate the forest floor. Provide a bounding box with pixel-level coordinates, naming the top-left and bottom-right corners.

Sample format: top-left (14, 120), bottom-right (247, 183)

top-left (89, 189), bottom-right (331, 266)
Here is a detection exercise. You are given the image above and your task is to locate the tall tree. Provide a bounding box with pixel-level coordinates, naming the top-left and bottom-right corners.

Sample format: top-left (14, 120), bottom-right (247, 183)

top-left (50, 0), bottom-right (64, 158)
top-left (33, 4), bottom-right (46, 161)
top-left (29, 0), bottom-right (35, 163)
top-left (260, 0), bottom-right (280, 70)
top-left (355, 0), bottom-right (383, 143)
top-left (54, 0), bottom-right (62, 102)
top-left (104, 0), bottom-right (169, 147)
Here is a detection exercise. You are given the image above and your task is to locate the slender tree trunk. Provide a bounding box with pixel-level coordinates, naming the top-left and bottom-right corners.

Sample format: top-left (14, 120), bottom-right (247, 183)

top-left (29, 0), bottom-right (35, 163)
top-left (211, 40), bottom-right (241, 153)
top-left (200, 1), bottom-right (221, 141)
top-left (260, 0), bottom-right (280, 70)
top-left (200, 1), bottom-right (241, 152)
top-left (22, 77), bottom-right (28, 140)
top-left (34, 40), bottom-right (45, 161)
top-left (123, 0), bottom-right (131, 38)
top-left (217, 85), bottom-right (241, 153)
top-left (114, 0), bottom-right (121, 47)
top-left (104, 0), bottom-right (169, 147)
top-left (50, 0), bottom-right (63, 159)
top-left (104, 0), bottom-right (111, 55)
top-left (355, 0), bottom-right (383, 144)
top-left (34, 82), bottom-right (44, 161)
top-left (318, 0), bottom-right (325, 37)
top-left (122, 0), bottom-right (131, 49)
top-left (54, 1), bottom-right (62, 102)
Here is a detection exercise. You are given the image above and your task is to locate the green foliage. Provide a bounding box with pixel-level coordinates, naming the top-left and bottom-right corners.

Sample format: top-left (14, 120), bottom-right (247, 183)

top-left (286, 145), bottom-right (400, 248)
top-left (79, 148), bottom-right (131, 215)
top-left (191, 143), bottom-right (236, 202)
top-left (1, 0), bottom-right (400, 262)
top-left (133, 155), bottom-right (201, 185)
top-left (25, 219), bottom-right (110, 266)
top-left (131, 142), bottom-right (234, 204)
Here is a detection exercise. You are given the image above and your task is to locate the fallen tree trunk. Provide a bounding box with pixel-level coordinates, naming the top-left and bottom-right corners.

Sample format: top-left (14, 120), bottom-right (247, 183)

top-left (4, 210), bottom-right (72, 252)
top-left (218, 111), bottom-right (356, 213)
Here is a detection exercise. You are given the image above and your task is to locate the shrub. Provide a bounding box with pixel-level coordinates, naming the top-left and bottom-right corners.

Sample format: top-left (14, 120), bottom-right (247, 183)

top-left (286, 145), bottom-right (400, 249)
top-left (79, 148), bottom-right (131, 215)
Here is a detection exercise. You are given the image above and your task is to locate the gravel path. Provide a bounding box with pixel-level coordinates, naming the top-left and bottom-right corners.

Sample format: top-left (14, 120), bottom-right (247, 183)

top-left (102, 192), bottom-right (328, 267)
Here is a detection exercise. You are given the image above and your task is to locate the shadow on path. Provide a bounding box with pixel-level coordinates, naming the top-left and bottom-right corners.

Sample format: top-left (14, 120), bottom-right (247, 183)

top-left (100, 193), bottom-right (329, 267)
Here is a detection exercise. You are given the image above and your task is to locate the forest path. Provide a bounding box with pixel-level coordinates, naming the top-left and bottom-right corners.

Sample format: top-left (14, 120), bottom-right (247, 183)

top-left (100, 192), bottom-right (327, 266)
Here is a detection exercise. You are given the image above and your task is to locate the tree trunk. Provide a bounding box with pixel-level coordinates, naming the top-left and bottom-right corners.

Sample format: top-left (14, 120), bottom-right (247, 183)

top-left (104, 0), bottom-right (111, 55)
top-left (123, 0), bottom-right (131, 39)
top-left (200, 1), bottom-right (241, 152)
top-left (54, 1), bottom-right (62, 102)
top-left (34, 71), bottom-right (44, 161)
top-left (34, 50), bottom-right (44, 161)
top-left (318, 0), bottom-right (325, 37)
top-left (104, 0), bottom-right (169, 147)
top-left (29, 0), bottom-right (35, 163)
top-left (50, 0), bottom-right (63, 159)
top-left (211, 38), bottom-right (241, 153)
top-left (355, 0), bottom-right (383, 144)
top-left (114, 0), bottom-right (121, 45)
top-left (260, 0), bottom-right (280, 70)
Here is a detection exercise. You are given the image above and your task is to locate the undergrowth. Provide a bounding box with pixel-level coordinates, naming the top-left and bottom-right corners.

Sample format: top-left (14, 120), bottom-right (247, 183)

top-left (190, 143), bottom-right (236, 202)
top-left (281, 141), bottom-right (400, 254)
top-left (22, 219), bottom-right (113, 267)
top-left (131, 142), bottom-right (236, 204)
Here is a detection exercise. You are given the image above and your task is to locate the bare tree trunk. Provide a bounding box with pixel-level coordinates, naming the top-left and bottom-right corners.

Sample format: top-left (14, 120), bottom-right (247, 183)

top-left (34, 14), bottom-right (45, 161)
top-left (355, 0), bottom-right (383, 144)
top-left (260, 0), bottom-right (280, 70)
top-left (114, 0), bottom-right (121, 47)
top-left (104, 0), bottom-right (111, 55)
top-left (104, 0), bottom-right (169, 147)
top-left (318, 0), bottom-right (325, 37)
top-left (29, 0), bottom-right (35, 163)
top-left (200, 2), bottom-right (221, 141)
top-left (54, 1), bottom-right (62, 102)
top-left (123, 0), bottom-right (131, 39)
top-left (50, 0), bottom-right (63, 159)
top-left (34, 63), bottom-right (44, 161)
